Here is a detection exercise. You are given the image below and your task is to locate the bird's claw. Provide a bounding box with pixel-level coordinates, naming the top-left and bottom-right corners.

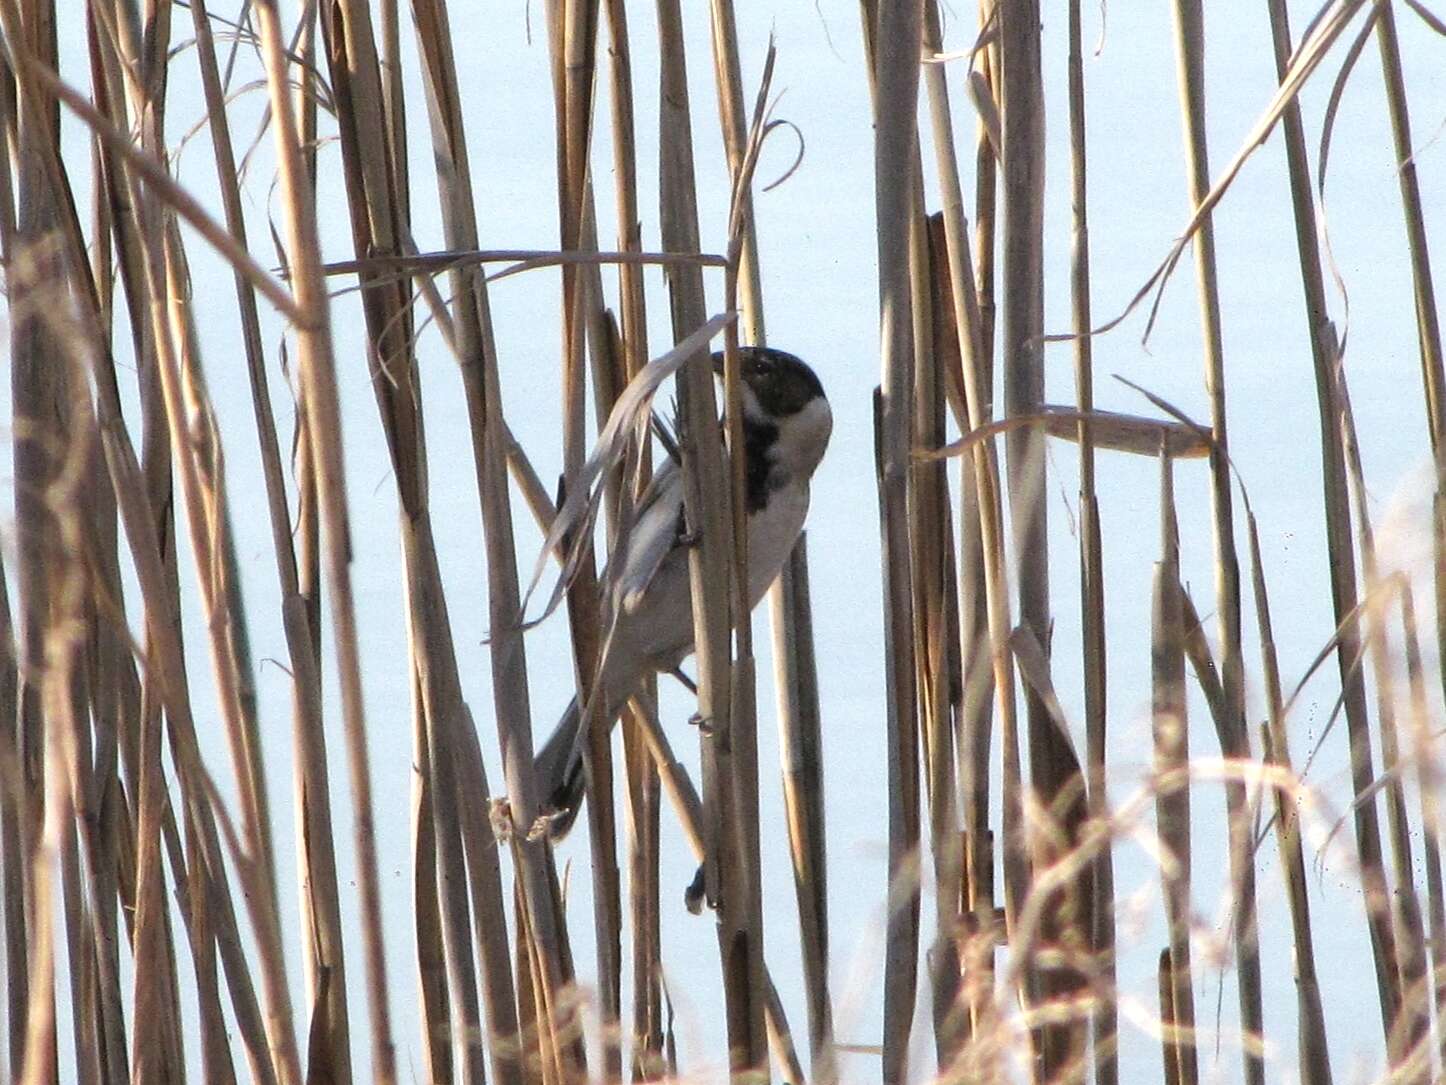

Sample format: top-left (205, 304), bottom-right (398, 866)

top-left (688, 711), bottom-right (718, 736)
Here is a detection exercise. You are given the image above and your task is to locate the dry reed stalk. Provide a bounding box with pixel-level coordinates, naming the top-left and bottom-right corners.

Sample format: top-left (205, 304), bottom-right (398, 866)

top-left (541, 2), bottom-right (627, 1073)
top-left (1263, 0), bottom-right (1405, 1054)
top-left (973, 0), bottom-right (999, 364)
top-left (1374, 14), bottom-right (1446, 1065)
top-left (1339, 384), bottom-right (1432, 1076)
top-left (402, 4), bottom-right (586, 1079)
top-left (917, 10), bottom-right (1020, 1062)
top-left (1249, 506), bottom-right (1336, 1085)
top-left (598, 1), bottom-right (666, 1071)
top-left (1399, 584), bottom-right (1446, 1071)
top-left (401, 272), bottom-right (536, 1081)
top-left (56, 8), bottom-right (306, 1080)
top-left (1153, 451), bottom-right (1197, 1085)
top-left (712, 56), bottom-right (781, 1085)
top-left (1246, 504), bottom-right (1333, 1085)
top-left (252, 3), bottom-right (400, 1079)
top-left (654, 0), bottom-right (767, 1076)
top-left (162, 222), bottom-right (307, 1085)
top-left (316, 4), bottom-right (498, 1077)
top-left (410, 667), bottom-right (454, 1085)
top-left (1166, 5), bottom-right (1263, 1078)
top-left (998, 0), bottom-right (1091, 1074)
top-left (3, 2), bottom-right (58, 1072)
top-left (1159, 949), bottom-right (1182, 1085)
top-left (861, 0), bottom-right (925, 1078)
top-left (913, 204), bottom-right (967, 1071)
top-left (1373, 1), bottom-right (1445, 454)
top-left (1064, 3), bottom-right (1115, 1080)
top-left (704, 12), bottom-right (836, 1079)
top-left (183, 2), bottom-right (353, 1075)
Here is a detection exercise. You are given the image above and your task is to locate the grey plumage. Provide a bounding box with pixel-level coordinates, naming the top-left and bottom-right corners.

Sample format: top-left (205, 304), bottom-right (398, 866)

top-left (534, 347), bottom-right (831, 837)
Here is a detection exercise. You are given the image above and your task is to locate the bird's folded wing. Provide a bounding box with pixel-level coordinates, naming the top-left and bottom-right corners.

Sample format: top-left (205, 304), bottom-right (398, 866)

top-left (613, 462), bottom-right (687, 614)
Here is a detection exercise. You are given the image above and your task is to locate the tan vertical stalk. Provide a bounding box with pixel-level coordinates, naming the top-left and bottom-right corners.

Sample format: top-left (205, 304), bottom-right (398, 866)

top-left (910, 203), bottom-right (965, 1070)
top-left (545, 1), bottom-right (625, 1073)
top-left (999, 0), bottom-right (1088, 1074)
top-left (1264, 0), bottom-right (1402, 1043)
top-left (1373, 1), bottom-right (1445, 454)
top-left (1159, 950), bottom-right (1182, 1085)
top-left (1373, 21), bottom-right (1446, 1065)
top-left (159, 222), bottom-right (305, 1085)
top-left (602, 0), bottom-right (664, 1073)
top-left (408, 1), bottom-right (550, 1078)
top-left (252, 3), bottom-right (399, 1079)
top-left (1338, 387), bottom-right (1430, 1070)
top-left (974, 0), bottom-right (999, 365)
top-left (1245, 510), bottom-right (1332, 1085)
top-left (3, 0), bottom-right (59, 1073)
top-left (655, 1), bottom-right (764, 1076)
top-left (705, 12), bottom-right (836, 1080)
top-left (183, 2), bottom-right (351, 1076)
top-left (1065, 3), bottom-right (1115, 1081)
top-left (918, 10), bottom-right (1019, 1059)
top-left (315, 3), bottom-right (499, 1078)
top-left (409, 665), bottom-right (452, 1084)
top-left (712, 76), bottom-right (777, 1085)
top-left (1400, 585), bottom-right (1446, 1071)
top-left (863, 0), bottom-right (924, 1078)
top-left (1167, 4), bottom-right (1263, 1077)
top-left (1153, 452), bottom-right (1197, 1085)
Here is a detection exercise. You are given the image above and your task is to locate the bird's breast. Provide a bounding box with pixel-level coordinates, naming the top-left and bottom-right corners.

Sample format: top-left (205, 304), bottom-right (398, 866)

top-left (744, 481), bottom-right (810, 606)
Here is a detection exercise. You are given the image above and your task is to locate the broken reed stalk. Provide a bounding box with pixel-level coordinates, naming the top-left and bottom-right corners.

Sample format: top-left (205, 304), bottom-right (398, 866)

top-left (1167, 3), bottom-right (1264, 1077)
top-left (1064, 2), bottom-right (1116, 1081)
top-left (914, 200), bottom-right (966, 1072)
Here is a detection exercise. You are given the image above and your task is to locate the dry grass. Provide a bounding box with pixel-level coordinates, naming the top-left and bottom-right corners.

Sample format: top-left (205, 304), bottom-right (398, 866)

top-left (1, 0), bottom-right (1445, 1083)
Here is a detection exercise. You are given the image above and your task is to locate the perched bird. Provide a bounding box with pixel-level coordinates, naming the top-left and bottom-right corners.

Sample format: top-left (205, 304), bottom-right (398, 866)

top-left (534, 346), bottom-right (832, 837)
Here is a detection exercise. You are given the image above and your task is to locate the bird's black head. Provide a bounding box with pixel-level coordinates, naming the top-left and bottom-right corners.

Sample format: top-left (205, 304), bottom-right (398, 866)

top-left (711, 346), bottom-right (826, 418)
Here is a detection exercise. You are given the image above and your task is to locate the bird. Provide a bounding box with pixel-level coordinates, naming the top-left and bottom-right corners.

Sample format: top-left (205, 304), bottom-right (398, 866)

top-left (534, 346), bottom-right (832, 837)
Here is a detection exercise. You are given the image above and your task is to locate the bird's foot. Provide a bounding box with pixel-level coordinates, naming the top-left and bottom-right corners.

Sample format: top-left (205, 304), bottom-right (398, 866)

top-left (688, 711), bottom-right (718, 736)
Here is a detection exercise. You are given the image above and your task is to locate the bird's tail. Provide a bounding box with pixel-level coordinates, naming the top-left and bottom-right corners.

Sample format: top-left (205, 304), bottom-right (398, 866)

top-left (534, 697), bottom-right (585, 838)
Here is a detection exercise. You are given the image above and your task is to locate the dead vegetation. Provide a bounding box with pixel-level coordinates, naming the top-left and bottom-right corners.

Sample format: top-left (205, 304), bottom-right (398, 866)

top-left (1, 0), bottom-right (1444, 1083)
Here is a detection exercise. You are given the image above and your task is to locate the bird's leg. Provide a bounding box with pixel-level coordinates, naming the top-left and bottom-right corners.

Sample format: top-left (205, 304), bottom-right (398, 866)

top-left (668, 666), bottom-right (698, 694)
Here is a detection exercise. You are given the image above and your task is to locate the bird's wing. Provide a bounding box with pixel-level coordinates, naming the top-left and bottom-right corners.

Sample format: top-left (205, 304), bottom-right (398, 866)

top-left (612, 460), bottom-right (687, 615)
